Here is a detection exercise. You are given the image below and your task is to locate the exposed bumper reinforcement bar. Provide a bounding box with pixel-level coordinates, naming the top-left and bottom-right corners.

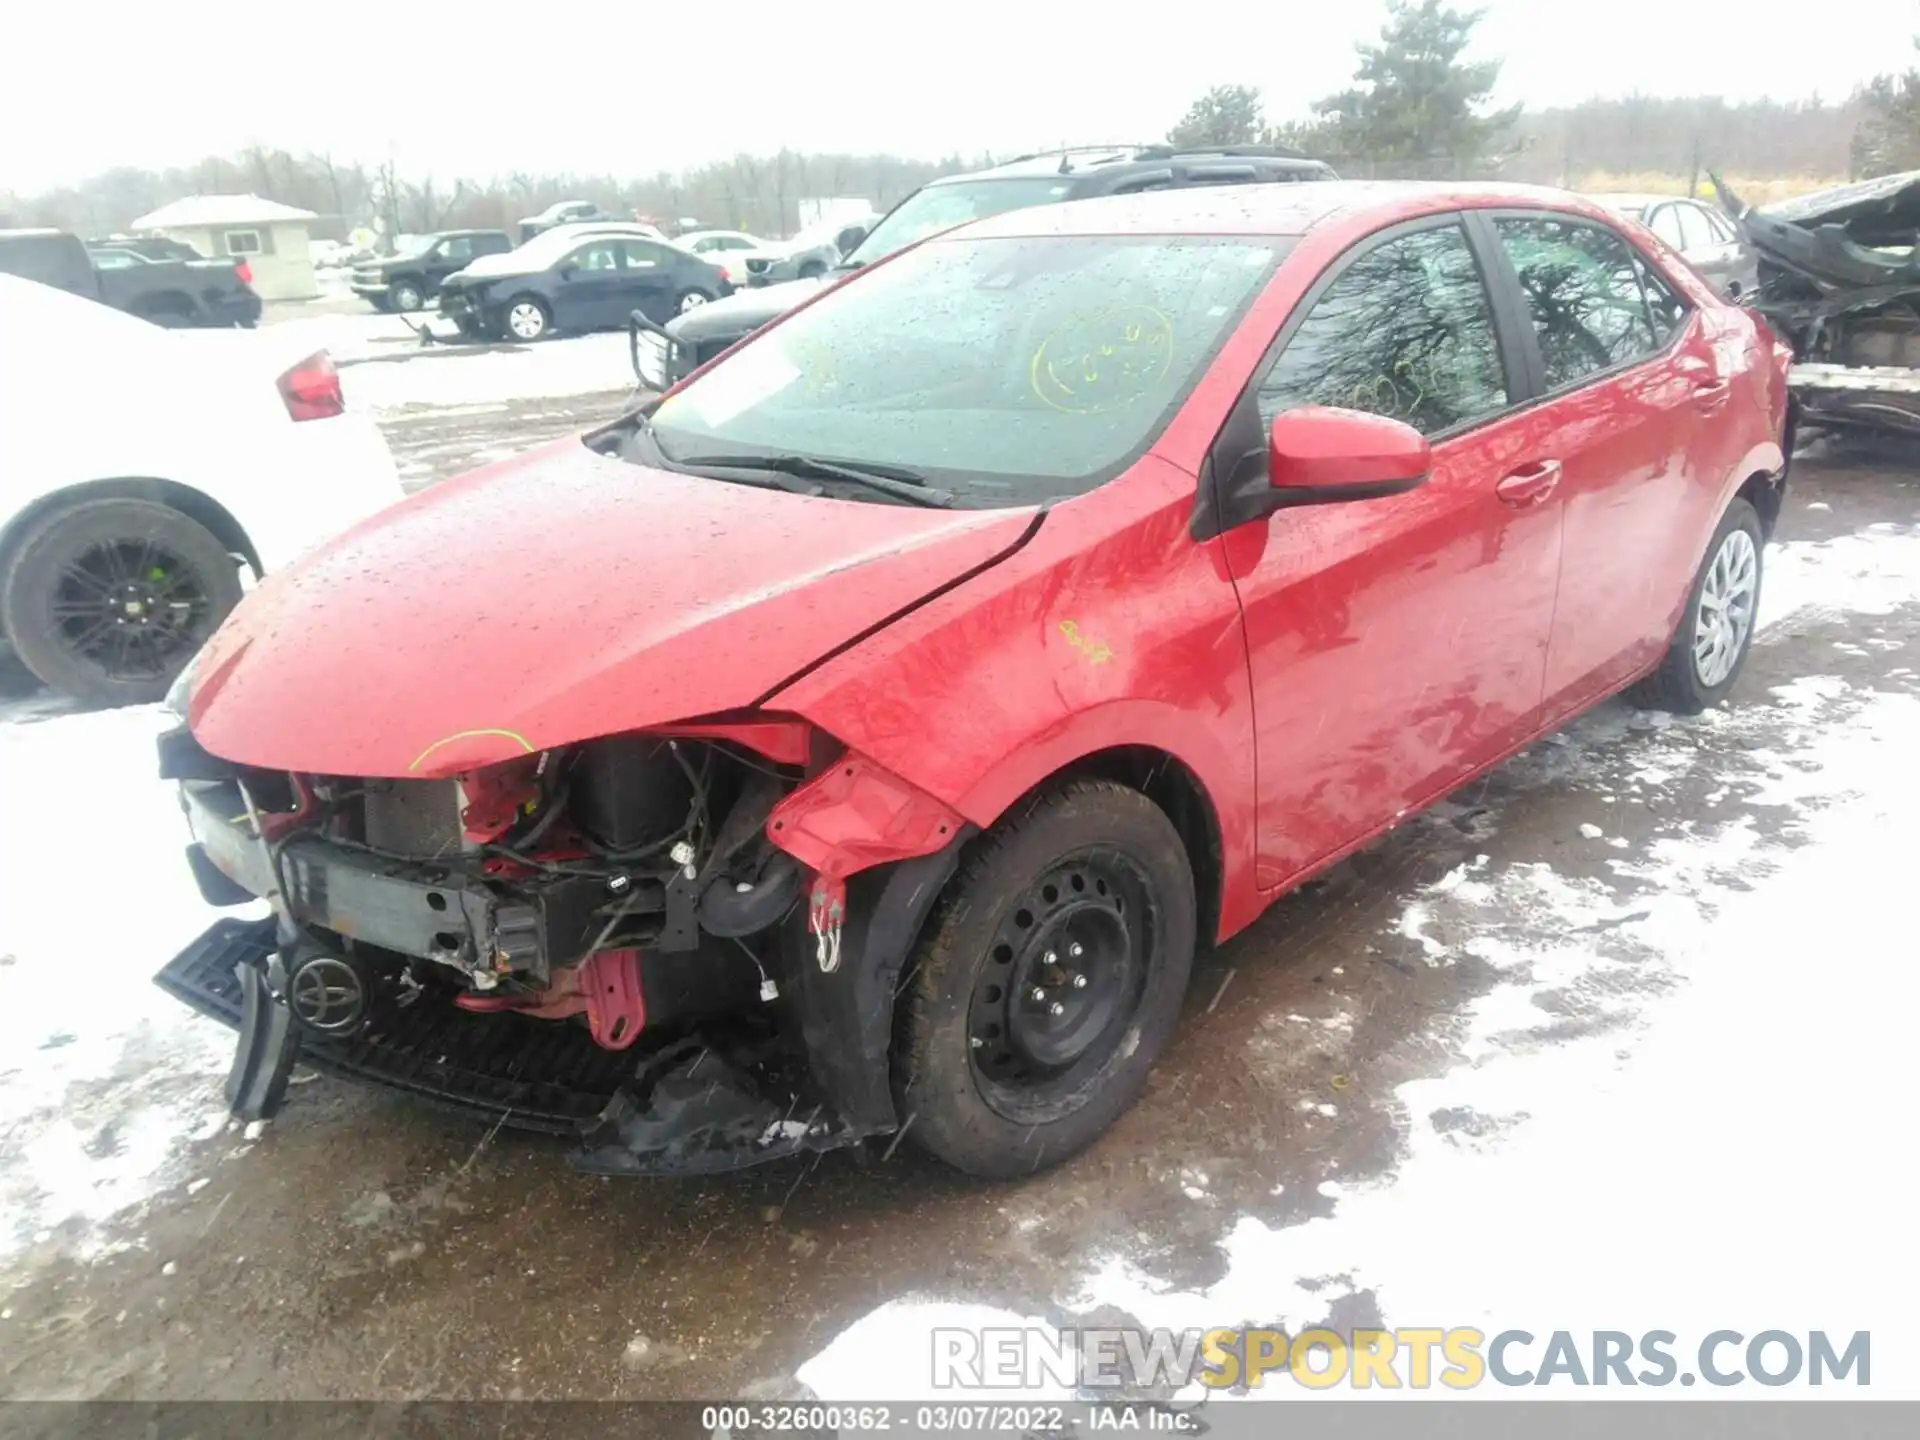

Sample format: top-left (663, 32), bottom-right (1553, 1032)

top-left (155, 919), bottom-right (849, 1174)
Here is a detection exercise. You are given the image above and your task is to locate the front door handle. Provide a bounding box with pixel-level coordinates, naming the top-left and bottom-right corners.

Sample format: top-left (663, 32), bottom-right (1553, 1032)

top-left (1495, 460), bottom-right (1562, 508)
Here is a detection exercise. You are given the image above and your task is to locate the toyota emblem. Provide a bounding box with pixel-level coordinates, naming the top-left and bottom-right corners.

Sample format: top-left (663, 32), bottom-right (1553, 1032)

top-left (288, 954), bottom-right (367, 1035)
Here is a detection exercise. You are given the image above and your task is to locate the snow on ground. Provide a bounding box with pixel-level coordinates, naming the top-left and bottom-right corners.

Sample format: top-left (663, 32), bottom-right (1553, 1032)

top-left (0, 705), bottom-right (257, 1262)
top-left (800, 523), bottom-right (1920, 1400)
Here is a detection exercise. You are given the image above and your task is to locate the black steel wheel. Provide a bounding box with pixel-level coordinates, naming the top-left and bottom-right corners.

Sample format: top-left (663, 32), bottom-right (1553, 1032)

top-left (896, 780), bottom-right (1196, 1177)
top-left (0, 498), bottom-right (243, 707)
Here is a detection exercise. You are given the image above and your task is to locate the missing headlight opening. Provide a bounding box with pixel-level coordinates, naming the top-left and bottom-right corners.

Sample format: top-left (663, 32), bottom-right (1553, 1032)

top-left (159, 719), bottom-right (971, 1175)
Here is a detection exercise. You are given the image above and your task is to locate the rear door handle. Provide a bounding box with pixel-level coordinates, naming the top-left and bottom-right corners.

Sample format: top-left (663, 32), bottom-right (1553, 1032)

top-left (1692, 378), bottom-right (1732, 410)
top-left (1495, 460), bottom-right (1562, 508)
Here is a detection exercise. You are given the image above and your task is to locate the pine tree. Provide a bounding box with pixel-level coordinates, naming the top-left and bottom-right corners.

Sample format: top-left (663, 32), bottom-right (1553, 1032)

top-left (1851, 37), bottom-right (1920, 178)
top-left (1167, 85), bottom-right (1270, 149)
top-left (1310, 0), bottom-right (1519, 176)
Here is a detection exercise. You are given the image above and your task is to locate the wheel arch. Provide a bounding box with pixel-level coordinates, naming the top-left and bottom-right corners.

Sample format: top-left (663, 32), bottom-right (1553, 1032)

top-left (1009, 744), bottom-right (1226, 954)
top-left (0, 478), bottom-right (262, 608)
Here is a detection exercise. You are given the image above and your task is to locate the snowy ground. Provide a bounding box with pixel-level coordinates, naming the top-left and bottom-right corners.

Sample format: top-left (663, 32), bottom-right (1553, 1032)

top-left (1, 334), bottom-right (1917, 1401)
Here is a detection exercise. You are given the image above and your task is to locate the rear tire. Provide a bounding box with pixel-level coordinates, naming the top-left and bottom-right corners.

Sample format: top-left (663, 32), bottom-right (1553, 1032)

top-left (1628, 496), bottom-right (1764, 714)
top-left (676, 288), bottom-right (714, 314)
top-left (894, 781), bottom-right (1196, 1178)
top-left (0, 499), bottom-right (243, 708)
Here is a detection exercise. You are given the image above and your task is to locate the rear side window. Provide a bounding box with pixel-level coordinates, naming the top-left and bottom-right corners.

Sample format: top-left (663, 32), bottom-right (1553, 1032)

top-left (1493, 216), bottom-right (1681, 391)
top-left (1257, 223), bottom-right (1510, 437)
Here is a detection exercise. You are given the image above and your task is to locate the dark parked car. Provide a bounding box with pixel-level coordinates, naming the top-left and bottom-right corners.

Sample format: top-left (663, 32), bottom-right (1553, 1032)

top-left (1, 228), bottom-right (261, 327)
top-left (349, 229), bottom-right (514, 312)
top-left (638, 144), bottom-right (1338, 387)
top-left (438, 227), bottom-right (730, 341)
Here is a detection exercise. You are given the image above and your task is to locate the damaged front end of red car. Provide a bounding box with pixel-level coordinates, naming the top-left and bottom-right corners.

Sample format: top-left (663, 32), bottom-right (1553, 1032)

top-left (156, 711), bottom-right (972, 1175)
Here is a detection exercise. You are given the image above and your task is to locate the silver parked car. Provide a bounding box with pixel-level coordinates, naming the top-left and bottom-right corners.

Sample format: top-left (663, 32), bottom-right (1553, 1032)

top-left (1590, 193), bottom-right (1761, 301)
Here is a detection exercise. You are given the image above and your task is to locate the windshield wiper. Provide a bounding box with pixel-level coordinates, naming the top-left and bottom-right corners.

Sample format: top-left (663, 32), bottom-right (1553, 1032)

top-left (672, 453), bottom-right (956, 508)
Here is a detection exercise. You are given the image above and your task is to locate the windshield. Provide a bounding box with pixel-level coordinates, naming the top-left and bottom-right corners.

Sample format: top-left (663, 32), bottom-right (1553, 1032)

top-left (844, 177), bottom-right (1080, 266)
top-left (649, 234), bottom-right (1288, 506)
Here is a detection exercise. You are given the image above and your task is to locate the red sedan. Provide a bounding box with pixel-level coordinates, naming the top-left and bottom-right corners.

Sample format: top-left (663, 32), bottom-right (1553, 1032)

top-left (161, 182), bottom-right (1791, 1180)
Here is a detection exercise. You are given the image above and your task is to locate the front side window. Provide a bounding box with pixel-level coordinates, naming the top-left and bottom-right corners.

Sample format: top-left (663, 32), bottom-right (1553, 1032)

top-left (439, 236), bottom-right (475, 261)
top-left (649, 234), bottom-right (1288, 506)
top-left (1495, 216), bottom-right (1678, 391)
top-left (1257, 223), bottom-right (1509, 437)
top-left (1672, 203), bottom-right (1713, 252)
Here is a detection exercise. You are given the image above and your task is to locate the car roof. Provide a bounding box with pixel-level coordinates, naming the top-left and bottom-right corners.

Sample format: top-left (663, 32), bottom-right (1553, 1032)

top-left (948, 180), bottom-right (1614, 242)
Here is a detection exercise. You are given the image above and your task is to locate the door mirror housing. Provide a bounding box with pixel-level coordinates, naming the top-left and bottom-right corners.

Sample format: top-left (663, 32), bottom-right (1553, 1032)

top-left (1264, 406), bottom-right (1431, 511)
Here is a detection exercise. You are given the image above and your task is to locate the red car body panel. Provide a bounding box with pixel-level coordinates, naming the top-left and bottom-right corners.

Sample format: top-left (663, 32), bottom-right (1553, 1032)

top-left (186, 440), bottom-right (1037, 777)
top-left (186, 183), bottom-right (1788, 952)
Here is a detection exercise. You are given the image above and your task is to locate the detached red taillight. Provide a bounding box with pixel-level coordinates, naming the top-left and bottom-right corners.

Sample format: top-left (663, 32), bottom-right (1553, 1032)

top-left (234, 259), bottom-right (254, 286)
top-left (277, 350), bottom-right (344, 422)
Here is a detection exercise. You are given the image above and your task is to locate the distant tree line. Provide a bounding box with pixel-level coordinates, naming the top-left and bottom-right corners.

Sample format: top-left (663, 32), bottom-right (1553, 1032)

top-left (4, 4), bottom-right (1914, 245)
top-left (1, 149), bottom-right (980, 245)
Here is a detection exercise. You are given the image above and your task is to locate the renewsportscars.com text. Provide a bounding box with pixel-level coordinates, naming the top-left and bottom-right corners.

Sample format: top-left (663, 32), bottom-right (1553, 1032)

top-left (933, 1327), bottom-right (1872, 1390)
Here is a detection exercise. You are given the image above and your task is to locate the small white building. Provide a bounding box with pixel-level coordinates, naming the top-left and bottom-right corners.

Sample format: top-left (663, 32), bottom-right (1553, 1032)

top-left (130, 194), bottom-right (321, 302)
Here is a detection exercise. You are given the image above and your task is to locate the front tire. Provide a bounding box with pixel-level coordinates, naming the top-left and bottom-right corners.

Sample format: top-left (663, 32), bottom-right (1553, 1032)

top-left (1628, 496), bottom-right (1764, 714)
top-left (388, 279), bottom-right (425, 313)
top-left (503, 295), bottom-right (551, 341)
top-left (0, 499), bottom-right (243, 707)
top-left (895, 781), bottom-right (1196, 1178)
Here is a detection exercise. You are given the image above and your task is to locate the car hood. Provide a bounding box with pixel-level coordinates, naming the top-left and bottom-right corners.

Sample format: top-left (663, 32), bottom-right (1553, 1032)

top-left (1759, 168), bottom-right (1920, 244)
top-left (185, 438), bottom-right (1037, 778)
top-left (666, 277), bottom-right (826, 340)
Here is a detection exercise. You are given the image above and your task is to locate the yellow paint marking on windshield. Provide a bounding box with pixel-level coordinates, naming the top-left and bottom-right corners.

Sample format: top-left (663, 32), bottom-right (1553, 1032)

top-left (409, 728), bottom-right (536, 772)
top-left (1031, 305), bottom-right (1174, 414)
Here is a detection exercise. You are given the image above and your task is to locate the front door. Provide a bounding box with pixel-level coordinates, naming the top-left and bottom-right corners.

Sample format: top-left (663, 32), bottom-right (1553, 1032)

top-left (1218, 218), bottom-right (1562, 889)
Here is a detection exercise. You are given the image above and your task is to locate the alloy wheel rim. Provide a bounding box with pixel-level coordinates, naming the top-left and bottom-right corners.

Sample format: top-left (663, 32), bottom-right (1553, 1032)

top-left (679, 291), bottom-right (707, 312)
top-left (50, 537), bottom-right (210, 682)
top-left (509, 303), bottom-right (544, 338)
top-left (966, 852), bottom-right (1155, 1122)
top-left (1693, 527), bottom-right (1758, 688)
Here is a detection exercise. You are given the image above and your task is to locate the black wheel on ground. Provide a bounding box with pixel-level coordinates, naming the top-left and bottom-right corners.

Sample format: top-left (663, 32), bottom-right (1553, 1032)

top-left (1628, 495), bottom-right (1764, 714)
top-left (894, 780), bottom-right (1196, 1178)
top-left (388, 278), bottom-right (425, 312)
top-left (503, 294), bottom-right (551, 341)
top-left (0, 498), bottom-right (243, 707)
top-left (134, 297), bottom-right (197, 328)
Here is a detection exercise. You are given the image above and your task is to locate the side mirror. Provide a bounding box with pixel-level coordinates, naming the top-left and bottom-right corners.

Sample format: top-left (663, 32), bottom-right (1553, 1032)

top-left (1264, 406), bottom-right (1430, 511)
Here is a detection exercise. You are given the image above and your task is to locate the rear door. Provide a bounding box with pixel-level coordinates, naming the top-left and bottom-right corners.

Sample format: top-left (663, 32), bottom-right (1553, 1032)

top-left (1478, 210), bottom-right (1732, 714)
top-left (619, 240), bottom-right (681, 323)
top-left (1217, 216), bottom-right (1562, 886)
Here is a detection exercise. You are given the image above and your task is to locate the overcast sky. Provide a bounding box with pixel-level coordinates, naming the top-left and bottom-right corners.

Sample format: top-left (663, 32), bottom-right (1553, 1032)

top-left (6, 0), bottom-right (1917, 192)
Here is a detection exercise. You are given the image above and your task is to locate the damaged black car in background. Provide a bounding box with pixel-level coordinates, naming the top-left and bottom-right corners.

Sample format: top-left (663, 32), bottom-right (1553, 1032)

top-left (1718, 167), bottom-right (1920, 439)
